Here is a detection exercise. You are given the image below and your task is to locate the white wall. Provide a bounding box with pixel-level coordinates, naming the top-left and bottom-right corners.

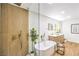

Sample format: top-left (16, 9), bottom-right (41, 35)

top-left (62, 18), bottom-right (79, 43)
top-left (40, 15), bottom-right (59, 40)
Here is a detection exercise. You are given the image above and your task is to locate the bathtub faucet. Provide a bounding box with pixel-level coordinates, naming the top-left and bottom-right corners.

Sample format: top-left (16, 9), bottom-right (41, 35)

top-left (41, 33), bottom-right (45, 41)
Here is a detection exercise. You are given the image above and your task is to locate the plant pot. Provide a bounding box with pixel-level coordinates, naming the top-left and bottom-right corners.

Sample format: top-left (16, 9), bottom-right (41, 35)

top-left (31, 51), bottom-right (34, 56)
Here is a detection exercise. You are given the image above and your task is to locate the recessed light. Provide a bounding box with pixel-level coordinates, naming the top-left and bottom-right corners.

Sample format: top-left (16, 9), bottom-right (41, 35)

top-left (61, 11), bottom-right (65, 14)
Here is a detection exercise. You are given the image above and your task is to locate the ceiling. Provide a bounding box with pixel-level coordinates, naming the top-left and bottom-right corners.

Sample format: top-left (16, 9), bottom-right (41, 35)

top-left (21, 3), bottom-right (79, 21)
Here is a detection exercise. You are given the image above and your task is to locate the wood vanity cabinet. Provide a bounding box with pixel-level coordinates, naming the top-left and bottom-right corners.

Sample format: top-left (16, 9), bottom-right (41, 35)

top-left (49, 35), bottom-right (65, 55)
top-left (49, 35), bottom-right (64, 43)
top-left (0, 4), bottom-right (29, 56)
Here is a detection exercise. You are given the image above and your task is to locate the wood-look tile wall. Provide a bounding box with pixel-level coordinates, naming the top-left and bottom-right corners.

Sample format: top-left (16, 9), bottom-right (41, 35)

top-left (0, 3), bottom-right (29, 56)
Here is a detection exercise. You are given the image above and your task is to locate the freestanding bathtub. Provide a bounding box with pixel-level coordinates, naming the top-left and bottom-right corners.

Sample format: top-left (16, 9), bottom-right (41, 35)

top-left (35, 40), bottom-right (57, 56)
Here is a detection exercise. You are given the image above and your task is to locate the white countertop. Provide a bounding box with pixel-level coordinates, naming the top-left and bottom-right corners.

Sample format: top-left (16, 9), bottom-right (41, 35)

top-left (49, 33), bottom-right (63, 37)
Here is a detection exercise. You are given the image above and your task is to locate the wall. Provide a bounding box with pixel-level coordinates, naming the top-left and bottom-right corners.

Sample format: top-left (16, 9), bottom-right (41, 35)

top-left (40, 15), bottom-right (60, 41)
top-left (62, 18), bottom-right (79, 43)
top-left (29, 11), bottom-right (60, 53)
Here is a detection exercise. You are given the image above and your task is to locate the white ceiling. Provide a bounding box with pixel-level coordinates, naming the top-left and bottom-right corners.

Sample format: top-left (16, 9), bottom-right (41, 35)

top-left (21, 3), bottom-right (79, 21)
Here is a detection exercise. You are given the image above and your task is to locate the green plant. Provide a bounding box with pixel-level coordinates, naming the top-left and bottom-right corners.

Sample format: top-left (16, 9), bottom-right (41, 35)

top-left (30, 28), bottom-right (39, 55)
top-left (30, 28), bottom-right (39, 44)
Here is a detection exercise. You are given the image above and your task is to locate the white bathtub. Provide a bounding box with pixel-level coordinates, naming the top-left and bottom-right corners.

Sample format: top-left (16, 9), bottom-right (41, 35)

top-left (35, 40), bottom-right (57, 56)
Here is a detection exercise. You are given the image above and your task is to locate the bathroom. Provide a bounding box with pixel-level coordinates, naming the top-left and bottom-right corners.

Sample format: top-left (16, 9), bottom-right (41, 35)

top-left (0, 3), bottom-right (79, 56)
top-left (27, 3), bottom-right (63, 56)
top-left (27, 3), bottom-right (79, 56)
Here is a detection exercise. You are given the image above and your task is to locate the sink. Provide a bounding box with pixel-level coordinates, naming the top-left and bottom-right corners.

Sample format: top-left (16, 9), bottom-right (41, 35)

top-left (49, 33), bottom-right (63, 37)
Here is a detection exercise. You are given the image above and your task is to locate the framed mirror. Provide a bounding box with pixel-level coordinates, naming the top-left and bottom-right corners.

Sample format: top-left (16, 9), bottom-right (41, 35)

top-left (48, 23), bottom-right (53, 30)
top-left (71, 24), bottom-right (79, 34)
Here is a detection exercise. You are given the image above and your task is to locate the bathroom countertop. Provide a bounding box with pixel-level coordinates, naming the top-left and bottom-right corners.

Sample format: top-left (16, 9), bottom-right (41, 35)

top-left (49, 34), bottom-right (63, 37)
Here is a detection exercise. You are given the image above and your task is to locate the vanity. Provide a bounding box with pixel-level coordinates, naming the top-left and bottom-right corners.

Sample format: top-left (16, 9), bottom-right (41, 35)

top-left (48, 34), bottom-right (65, 55)
top-left (48, 34), bottom-right (64, 43)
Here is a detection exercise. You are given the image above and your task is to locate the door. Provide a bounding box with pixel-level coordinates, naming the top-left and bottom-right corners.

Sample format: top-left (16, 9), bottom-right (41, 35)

top-left (1, 3), bottom-right (28, 56)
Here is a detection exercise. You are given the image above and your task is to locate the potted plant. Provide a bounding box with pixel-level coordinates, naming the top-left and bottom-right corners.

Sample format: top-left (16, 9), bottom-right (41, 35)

top-left (30, 28), bottom-right (39, 55)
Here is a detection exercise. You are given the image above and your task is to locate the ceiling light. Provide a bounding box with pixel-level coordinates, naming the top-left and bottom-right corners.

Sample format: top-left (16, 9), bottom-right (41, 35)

top-left (61, 11), bottom-right (65, 14)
